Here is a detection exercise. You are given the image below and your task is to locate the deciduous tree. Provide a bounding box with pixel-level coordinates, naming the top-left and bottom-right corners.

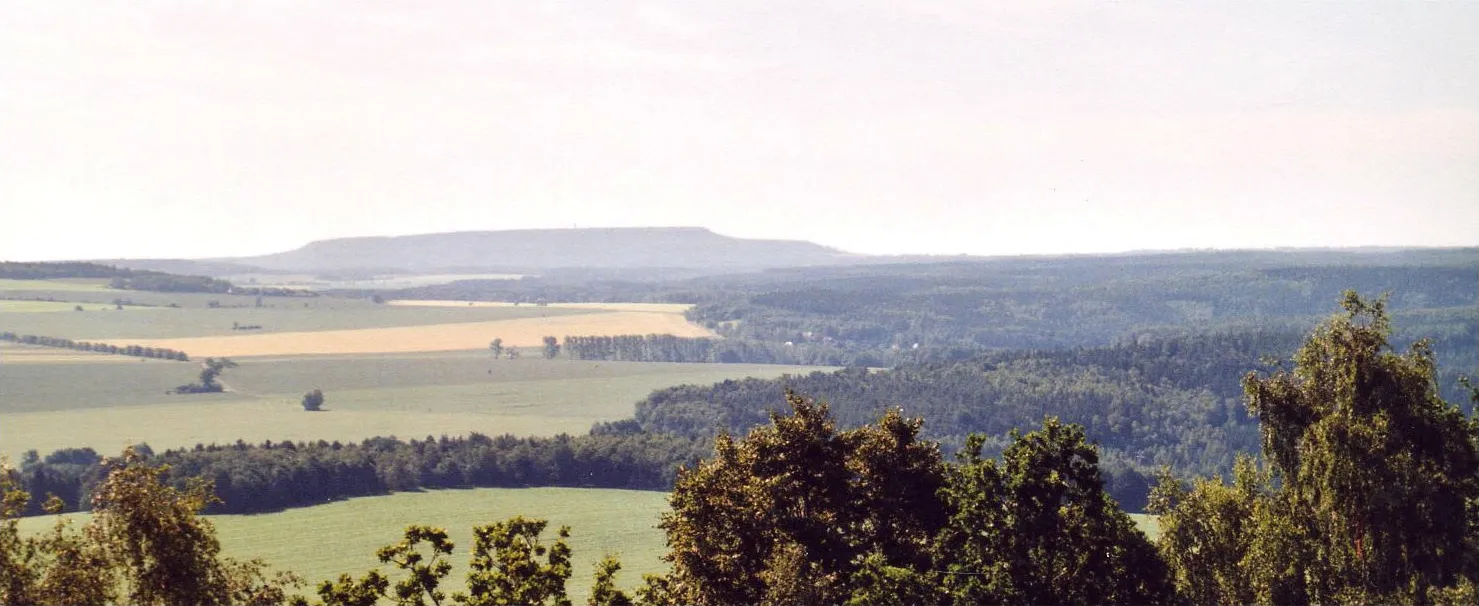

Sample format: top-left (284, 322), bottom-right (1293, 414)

top-left (935, 419), bottom-right (1175, 605)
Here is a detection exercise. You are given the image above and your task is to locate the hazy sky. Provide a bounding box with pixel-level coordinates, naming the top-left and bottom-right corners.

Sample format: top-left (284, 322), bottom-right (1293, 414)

top-left (2, 1), bottom-right (1476, 260)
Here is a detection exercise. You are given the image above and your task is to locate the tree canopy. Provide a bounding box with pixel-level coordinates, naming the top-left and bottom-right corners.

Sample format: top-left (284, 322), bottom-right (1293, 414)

top-left (1151, 292), bottom-right (1479, 603)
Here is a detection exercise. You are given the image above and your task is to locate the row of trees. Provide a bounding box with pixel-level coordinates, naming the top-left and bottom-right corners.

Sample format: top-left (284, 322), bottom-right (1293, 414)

top-left (0, 332), bottom-right (190, 361)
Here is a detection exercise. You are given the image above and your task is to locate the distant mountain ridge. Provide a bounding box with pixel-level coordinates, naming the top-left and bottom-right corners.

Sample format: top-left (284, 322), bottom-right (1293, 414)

top-left (219, 227), bottom-right (858, 273)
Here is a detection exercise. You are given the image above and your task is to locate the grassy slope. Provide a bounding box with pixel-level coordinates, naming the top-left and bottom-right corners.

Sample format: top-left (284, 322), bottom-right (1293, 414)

top-left (17, 487), bottom-right (670, 605)
top-left (0, 352), bottom-right (832, 457)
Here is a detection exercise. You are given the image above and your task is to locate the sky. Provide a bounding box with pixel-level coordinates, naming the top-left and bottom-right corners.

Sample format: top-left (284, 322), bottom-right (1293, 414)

top-left (1, 1), bottom-right (1476, 261)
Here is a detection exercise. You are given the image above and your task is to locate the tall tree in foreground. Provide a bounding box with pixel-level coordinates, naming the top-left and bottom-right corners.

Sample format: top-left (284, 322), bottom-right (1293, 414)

top-left (2, 448), bottom-right (299, 606)
top-left (935, 420), bottom-right (1176, 605)
top-left (655, 391), bottom-right (1169, 605)
top-left (1153, 292), bottom-right (1479, 604)
top-left (659, 392), bottom-right (945, 605)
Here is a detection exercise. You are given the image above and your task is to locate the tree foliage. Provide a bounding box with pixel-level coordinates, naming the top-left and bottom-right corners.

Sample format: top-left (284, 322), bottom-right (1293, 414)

top-left (935, 420), bottom-right (1175, 605)
top-left (1152, 292), bottom-right (1479, 603)
top-left (587, 555), bottom-right (632, 606)
top-left (457, 516), bottom-right (572, 606)
top-left (301, 390), bottom-right (325, 412)
top-left (655, 392), bottom-right (1170, 605)
top-left (659, 392), bottom-right (944, 605)
top-left (0, 448), bottom-right (299, 606)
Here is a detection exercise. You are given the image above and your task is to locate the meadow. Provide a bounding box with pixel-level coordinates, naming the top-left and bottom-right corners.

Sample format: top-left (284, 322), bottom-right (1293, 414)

top-left (17, 487), bottom-right (671, 604)
top-left (0, 346), bottom-right (830, 458)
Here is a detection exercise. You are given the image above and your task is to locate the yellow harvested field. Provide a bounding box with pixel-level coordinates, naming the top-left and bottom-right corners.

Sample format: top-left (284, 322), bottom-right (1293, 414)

top-left (389, 299), bottom-right (694, 314)
top-left (95, 311), bottom-right (718, 358)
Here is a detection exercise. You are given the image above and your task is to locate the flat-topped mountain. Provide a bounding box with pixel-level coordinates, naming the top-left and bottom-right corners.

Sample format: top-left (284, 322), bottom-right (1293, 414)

top-left (222, 227), bottom-right (858, 273)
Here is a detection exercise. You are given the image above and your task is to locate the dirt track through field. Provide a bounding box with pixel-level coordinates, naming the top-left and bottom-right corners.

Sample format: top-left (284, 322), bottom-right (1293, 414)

top-left (95, 311), bottom-right (717, 358)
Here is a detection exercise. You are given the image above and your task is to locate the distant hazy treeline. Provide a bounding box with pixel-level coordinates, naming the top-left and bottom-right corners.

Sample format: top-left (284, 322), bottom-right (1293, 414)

top-left (0, 260), bottom-right (315, 296)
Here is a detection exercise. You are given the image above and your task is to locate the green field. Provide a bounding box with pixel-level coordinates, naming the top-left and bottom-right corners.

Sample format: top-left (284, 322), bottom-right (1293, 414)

top-left (0, 350), bottom-right (832, 458)
top-left (17, 487), bottom-right (670, 604)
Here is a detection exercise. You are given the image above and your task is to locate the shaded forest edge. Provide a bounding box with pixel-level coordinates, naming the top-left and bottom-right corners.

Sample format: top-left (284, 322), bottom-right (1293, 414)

top-left (5, 292), bottom-right (1479, 604)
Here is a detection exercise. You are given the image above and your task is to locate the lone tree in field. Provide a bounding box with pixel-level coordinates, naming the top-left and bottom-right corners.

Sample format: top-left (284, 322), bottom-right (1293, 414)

top-left (301, 389), bottom-right (325, 412)
top-left (542, 336), bottom-right (560, 360)
top-left (489, 338), bottom-right (503, 359)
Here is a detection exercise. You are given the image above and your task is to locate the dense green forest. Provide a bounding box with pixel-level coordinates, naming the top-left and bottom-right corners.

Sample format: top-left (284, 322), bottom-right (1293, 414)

top-left (5, 294), bottom-right (1478, 604)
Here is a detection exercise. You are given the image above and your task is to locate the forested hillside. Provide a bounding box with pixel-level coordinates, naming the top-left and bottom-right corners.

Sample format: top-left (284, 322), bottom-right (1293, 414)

top-left (615, 316), bottom-right (1475, 510)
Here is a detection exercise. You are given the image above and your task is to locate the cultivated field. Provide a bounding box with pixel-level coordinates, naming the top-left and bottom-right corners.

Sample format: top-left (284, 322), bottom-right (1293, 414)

top-left (17, 487), bottom-right (670, 605)
top-left (226, 273), bottom-right (524, 291)
top-left (0, 301), bottom-right (592, 340)
top-left (0, 349), bottom-right (831, 458)
top-left (95, 310), bottom-right (716, 358)
top-left (390, 299), bottom-right (695, 314)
